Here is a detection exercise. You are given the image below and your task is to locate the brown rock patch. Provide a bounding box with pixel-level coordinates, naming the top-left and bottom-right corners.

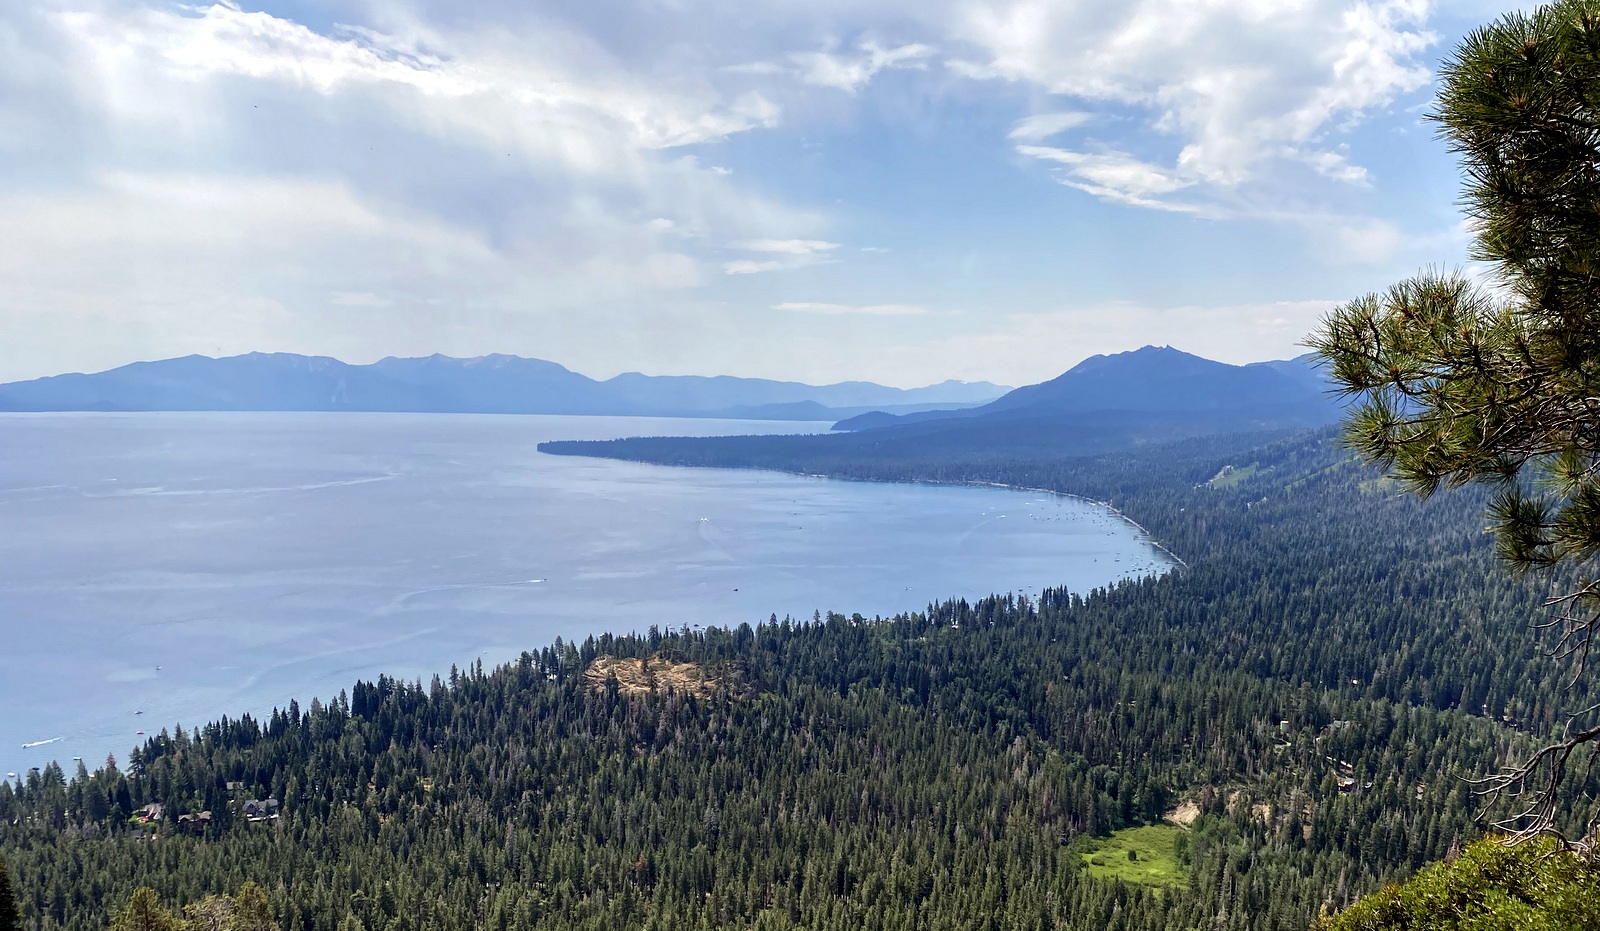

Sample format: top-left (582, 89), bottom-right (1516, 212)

top-left (583, 655), bottom-right (728, 699)
top-left (1164, 799), bottom-right (1201, 828)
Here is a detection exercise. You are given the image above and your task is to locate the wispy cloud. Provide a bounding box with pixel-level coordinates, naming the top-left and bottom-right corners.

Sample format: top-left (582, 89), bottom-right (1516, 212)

top-left (67, 2), bottom-right (782, 170)
top-left (1007, 111), bottom-right (1093, 142)
top-left (724, 239), bottom-right (841, 274)
top-left (731, 39), bottom-right (936, 95)
top-left (1013, 146), bottom-right (1198, 212)
top-left (792, 41), bottom-right (936, 93)
top-left (731, 239), bottom-right (841, 255)
top-left (1299, 148), bottom-right (1370, 185)
top-left (774, 302), bottom-right (926, 316)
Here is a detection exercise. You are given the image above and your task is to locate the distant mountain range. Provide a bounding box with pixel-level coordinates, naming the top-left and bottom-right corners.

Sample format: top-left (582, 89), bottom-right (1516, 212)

top-left (0, 347), bottom-right (1340, 450)
top-left (0, 353), bottom-right (1010, 421)
top-left (541, 345), bottom-right (1343, 466)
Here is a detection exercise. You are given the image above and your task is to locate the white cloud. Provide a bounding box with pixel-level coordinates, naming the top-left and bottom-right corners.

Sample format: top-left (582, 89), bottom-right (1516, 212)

top-left (1014, 146), bottom-right (1197, 211)
top-left (732, 239), bottom-right (841, 255)
top-left (774, 302), bottom-right (927, 316)
top-left (0, 1), bottom-right (853, 379)
top-left (0, 0), bottom-right (1464, 383)
top-left (1300, 148), bottom-right (1370, 185)
top-left (792, 40), bottom-right (936, 93)
top-left (58, 1), bottom-right (782, 175)
top-left (730, 39), bottom-right (935, 95)
top-left (724, 259), bottom-right (787, 275)
top-left (955, 0), bottom-right (1434, 209)
top-left (723, 239), bottom-right (841, 274)
top-left (28, 0), bottom-right (832, 255)
top-left (1007, 111), bottom-right (1092, 142)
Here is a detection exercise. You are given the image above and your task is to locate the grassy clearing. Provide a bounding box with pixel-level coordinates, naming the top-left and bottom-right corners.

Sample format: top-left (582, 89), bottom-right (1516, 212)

top-left (1080, 825), bottom-right (1187, 890)
top-left (1206, 463), bottom-right (1259, 488)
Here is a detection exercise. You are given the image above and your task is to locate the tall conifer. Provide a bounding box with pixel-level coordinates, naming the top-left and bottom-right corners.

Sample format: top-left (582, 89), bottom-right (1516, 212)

top-left (1313, 0), bottom-right (1600, 843)
top-left (0, 855), bottom-right (19, 931)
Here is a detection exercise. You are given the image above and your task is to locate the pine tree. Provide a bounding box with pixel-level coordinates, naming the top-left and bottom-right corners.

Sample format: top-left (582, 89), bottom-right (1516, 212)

top-left (228, 882), bottom-right (279, 931)
top-left (0, 855), bottom-right (19, 931)
top-left (111, 888), bottom-right (185, 931)
top-left (1312, 0), bottom-right (1600, 844)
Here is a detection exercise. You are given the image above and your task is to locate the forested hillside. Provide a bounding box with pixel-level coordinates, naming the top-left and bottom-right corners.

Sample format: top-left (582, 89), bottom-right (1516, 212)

top-left (2, 428), bottom-right (1588, 930)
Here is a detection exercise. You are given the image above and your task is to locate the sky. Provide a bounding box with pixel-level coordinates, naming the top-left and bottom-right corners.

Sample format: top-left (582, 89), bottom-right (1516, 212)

top-left (0, 0), bottom-right (1539, 387)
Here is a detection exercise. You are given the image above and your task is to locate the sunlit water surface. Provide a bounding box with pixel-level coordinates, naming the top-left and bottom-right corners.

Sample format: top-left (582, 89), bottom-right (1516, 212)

top-left (0, 412), bottom-right (1173, 776)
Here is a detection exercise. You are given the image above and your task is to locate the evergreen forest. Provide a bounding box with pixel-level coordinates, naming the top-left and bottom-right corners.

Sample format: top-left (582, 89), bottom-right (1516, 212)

top-left (5, 425), bottom-right (1598, 929)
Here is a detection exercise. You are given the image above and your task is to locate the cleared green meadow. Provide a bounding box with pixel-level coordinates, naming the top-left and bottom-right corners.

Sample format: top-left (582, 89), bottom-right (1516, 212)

top-left (1080, 825), bottom-right (1187, 889)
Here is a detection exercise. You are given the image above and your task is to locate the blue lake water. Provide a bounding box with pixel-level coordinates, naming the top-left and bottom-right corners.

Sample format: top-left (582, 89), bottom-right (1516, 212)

top-left (0, 412), bottom-right (1173, 777)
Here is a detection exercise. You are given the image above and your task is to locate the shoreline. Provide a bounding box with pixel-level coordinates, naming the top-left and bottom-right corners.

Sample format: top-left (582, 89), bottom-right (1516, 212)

top-left (769, 466), bottom-right (1187, 573)
top-left (958, 480), bottom-right (1188, 572)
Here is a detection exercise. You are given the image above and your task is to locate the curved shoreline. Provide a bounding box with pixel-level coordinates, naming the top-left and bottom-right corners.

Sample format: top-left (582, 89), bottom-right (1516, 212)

top-left (956, 480), bottom-right (1188, 572)
top-left (771, 467), bottom-right (1187, 574)
top-left (543, 442), bottom-right (1189, 577)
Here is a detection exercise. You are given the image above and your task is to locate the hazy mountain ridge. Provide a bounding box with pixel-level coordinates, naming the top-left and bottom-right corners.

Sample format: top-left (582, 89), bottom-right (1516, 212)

top-left (0, 352), bottom-right (1011, 420)
top-left (544, 346), bottom-right (1341, 465)
top-left (831, 345), bottom-right (1337, 433)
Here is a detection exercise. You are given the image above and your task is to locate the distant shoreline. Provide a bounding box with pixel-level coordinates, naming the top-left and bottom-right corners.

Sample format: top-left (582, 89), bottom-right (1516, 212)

top-left (553, 451), bottom-right (1189, 575)
top-left (759, 466), bottom-right (1188, 574)
top-left (960, 480), bottom-right (1188, 571)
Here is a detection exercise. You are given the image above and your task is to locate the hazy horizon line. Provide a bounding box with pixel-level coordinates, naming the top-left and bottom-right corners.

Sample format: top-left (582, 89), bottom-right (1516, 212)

top-left (2, 343), bottom-right (1320, 393)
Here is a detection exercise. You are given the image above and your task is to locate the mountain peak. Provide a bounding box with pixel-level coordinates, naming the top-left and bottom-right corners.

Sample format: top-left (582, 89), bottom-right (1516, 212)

top-left (966, 345), bottom-right (1335, 418)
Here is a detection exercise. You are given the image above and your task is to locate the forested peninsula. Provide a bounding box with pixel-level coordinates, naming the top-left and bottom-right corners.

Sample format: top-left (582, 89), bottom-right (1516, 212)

top-left (4, 426), bottom-right (1593, 930)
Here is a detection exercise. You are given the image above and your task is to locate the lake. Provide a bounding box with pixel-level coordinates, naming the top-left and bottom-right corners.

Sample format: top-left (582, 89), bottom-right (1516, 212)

top-left (0, 412), bottom-right (1174, 777)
